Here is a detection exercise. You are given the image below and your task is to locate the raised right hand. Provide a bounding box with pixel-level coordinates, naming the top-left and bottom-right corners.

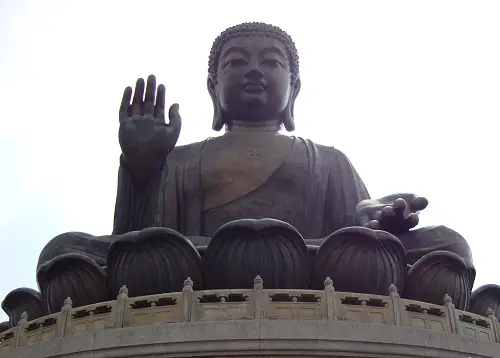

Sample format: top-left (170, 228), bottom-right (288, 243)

top-left (119, 75), bottom-right (181, 178)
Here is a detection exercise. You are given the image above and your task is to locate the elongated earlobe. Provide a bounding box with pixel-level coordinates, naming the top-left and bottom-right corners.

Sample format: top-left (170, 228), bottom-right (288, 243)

top-left (283, 104), bottom-right (295, 132)
top-left (283, 77), bottom-right (301, 132)
top-left (207, 75), bottom-right (224, 131)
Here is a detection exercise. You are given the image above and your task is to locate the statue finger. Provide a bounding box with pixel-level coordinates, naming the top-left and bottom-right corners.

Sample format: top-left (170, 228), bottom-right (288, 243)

top-left (132, 78), bottom-right (145, 116)
top-left (119, 86), bottom-right (132, 121)
top-left (409, 196), bottom-right (428, 212)
top-left (406, 213), bottom-right (419, 229)
top-left (393, 198), bottom-right (407, 214)
top-left (375, 207), bottom-right (394, 222)
top-left (167, 103), bottom-right (182, 134)
top-left (154, 84), bottom-right (166, 119)
top-left (143, 75), bottom-right (156, 116)
top-left (367, 220), bottom-right (381, 230)
top-left (382, 205), bottom-right (395, 217)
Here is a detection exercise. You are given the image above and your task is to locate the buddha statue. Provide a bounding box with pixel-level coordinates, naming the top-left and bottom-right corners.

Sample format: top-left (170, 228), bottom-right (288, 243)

top-left (5, 23), bottom-right (496, 327)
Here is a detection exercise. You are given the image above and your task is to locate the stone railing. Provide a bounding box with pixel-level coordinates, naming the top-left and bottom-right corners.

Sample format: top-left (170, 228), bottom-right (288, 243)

top-left (1, 276), bottom-right (499, 355)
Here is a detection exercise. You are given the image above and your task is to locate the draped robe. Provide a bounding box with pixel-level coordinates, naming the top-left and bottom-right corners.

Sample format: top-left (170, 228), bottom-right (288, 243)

top-left (113, 132), bottom-right (370, 242)
top-left (38, 132), bottom-right (473, 269)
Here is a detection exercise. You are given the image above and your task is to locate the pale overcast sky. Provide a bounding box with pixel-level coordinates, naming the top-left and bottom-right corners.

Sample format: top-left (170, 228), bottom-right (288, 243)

top-left (0, 1), bottom-right (499, 321)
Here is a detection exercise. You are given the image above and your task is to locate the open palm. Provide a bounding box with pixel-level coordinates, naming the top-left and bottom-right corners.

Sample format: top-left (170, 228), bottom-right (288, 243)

top-left (119, 75), bottom-right (181, 181)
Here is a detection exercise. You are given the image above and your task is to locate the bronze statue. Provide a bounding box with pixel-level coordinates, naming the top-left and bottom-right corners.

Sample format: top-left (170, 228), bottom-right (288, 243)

top-left (4, 23), bottom-right (497, 327)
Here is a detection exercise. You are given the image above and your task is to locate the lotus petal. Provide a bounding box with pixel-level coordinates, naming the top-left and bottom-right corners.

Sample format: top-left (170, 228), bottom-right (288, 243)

top-left (311, 226), bottom-right (406, 294)
top-left (37, 253), bottom-right (110, 313)
top-left (1, 288), bottom-right (47, 327)
top-left (469, 284), bottom-right (500, 320)
top-left (405, 250), bottom-right (475, 310)
top-left (204, 219), bottom-right (311, 289)
top-left (106, 227), bottom-right (202, 296)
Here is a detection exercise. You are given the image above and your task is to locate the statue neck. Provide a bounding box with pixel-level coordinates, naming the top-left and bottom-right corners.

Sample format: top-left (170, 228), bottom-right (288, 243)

top-left (226, 120), bottom-right (280, 134)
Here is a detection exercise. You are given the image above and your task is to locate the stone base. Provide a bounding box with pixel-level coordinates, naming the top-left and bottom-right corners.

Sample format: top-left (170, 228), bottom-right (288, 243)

top-left (6, 320), bottom-right (499, 358)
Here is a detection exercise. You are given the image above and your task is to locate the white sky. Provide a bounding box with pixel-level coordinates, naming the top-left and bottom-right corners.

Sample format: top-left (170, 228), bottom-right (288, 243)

top-left (0, 0), bottom-right (499, 322)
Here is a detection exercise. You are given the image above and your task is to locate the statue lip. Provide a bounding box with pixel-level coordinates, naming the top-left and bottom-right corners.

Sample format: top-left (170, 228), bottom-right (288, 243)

top-left (242, 82), bottom-right (266, 92)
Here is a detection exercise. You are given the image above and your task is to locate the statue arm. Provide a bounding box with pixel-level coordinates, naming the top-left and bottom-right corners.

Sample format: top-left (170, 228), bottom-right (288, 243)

top-left (323, 148), bottom-right (371, 235)
top-left (112, 154), bottom-right (167, 235)
top-left (324, 148), bottom-right (428, 236)
top-left (114, 76), bottom-right (182, 235)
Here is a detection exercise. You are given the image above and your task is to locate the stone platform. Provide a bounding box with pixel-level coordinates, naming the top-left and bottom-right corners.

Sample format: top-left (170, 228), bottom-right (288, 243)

top-left (1, 277), bottom-right (499, 358)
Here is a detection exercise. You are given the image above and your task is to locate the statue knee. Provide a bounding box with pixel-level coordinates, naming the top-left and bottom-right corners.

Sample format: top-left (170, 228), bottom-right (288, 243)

top-left (399, 225), bottom-right (473, 265)
top-left (37, 231), bottom-right (113, 269)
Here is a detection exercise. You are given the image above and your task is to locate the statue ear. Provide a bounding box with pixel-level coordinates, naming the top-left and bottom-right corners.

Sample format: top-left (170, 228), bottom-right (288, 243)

top-left (207, 75), bottom-right (224, 131)
top-left (283, 77), bottom-right (301, 132)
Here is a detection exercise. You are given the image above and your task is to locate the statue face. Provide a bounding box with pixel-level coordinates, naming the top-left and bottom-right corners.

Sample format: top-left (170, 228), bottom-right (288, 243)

top-left (213, 36), bottom-right (294, 123)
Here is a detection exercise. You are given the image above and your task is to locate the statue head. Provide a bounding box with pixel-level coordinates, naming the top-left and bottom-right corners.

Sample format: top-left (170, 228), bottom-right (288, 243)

top-left (208, 22), bottom-right (301, 132)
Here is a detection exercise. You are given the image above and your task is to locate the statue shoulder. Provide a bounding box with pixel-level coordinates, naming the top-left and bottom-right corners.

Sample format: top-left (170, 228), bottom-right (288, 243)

top-left (294, 137), bottom-right (350, 164)
top-left (168, 140), bottom-right (207, 165)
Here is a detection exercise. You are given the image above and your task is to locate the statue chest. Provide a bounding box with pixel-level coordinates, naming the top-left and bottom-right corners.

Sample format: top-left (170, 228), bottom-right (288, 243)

top-left (200, 134), bottom-right (304, 210)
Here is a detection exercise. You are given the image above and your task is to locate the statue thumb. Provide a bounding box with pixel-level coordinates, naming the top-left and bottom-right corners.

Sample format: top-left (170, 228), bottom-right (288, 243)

top-left (168, 103), bottom-right (182, 131)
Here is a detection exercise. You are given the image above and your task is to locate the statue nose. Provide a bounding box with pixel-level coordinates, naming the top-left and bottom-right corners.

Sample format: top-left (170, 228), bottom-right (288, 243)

top-left (244, 67), bottom-right (264, 80)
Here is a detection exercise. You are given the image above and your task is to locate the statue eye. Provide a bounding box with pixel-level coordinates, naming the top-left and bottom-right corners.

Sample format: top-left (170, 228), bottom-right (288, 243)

top-left (224, 59), bottom-right (247, 68)
top-left (262, 59), bottom-right (284, 68)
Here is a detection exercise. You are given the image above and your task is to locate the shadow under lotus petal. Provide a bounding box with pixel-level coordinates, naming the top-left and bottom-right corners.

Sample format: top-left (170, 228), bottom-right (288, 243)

top-left (0, 321), bottom-right (10, 333)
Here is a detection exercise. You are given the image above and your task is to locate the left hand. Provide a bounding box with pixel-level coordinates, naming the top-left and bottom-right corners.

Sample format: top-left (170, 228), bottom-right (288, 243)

top-left (358, 194), bottom-right (428, 235)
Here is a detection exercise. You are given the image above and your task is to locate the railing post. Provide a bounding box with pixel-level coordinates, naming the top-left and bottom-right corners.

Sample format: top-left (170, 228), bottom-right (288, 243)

top-left (182, 277), bottom-right (194, 322)
top-left (253, 275), bottom-right (264, 320)
top-left (486, 308), bottom-right (500, 343)
top-left (388, 284), bottom-right (401, 326)
top-left (55, 297), bottom-right (73, 338)
top-left (324, 277), bottom-right (337, 321)
top-left (113, 286), bottom-right (129, 328)
top-left (443, 294), bottom-right (461, 334)
top-left (13, 311), bottom-right (28, 348)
